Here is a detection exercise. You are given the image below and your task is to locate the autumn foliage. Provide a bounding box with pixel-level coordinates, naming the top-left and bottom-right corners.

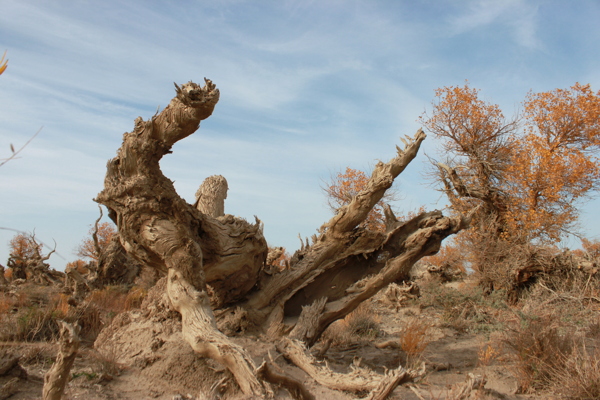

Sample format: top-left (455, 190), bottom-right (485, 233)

top-left (9, 233), bottom-right (42, 264)
top-left (76, 222), bottom-right (117, 261)
top-left (7, 233), bottom-right (43, 278)
top-left (421, 82), bottom-right (600, 276)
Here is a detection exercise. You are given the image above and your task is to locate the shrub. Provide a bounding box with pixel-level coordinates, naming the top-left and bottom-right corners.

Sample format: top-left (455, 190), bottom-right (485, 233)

top-left (417, 280), bottom-right (506, 333)
top-left (343, 302), bottom-right (381, 339)
top-left (504, 311), bottom-right (574, 392)
top-left (552, 344), bottom-right (600, 399)
top-left (478, 342), bottom-right (501, 367)
top-left (321, 302), bottom-right (382, 345)
top-left (398, 318), bottom-right (430, 367)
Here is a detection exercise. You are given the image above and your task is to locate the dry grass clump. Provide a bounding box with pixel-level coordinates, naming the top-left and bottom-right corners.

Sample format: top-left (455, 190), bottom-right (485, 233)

top-left (417, 280), bottom-right (506, 333)
top-left (398, 317), bottom-right (430, 366)
top-left (321, 302), bottom-right (382, 345)
top-left (0, 287), bottom-right (64, 341)
top-left (86, 285), bottom-right (147, 321)
top-left (505, 312), bottom-right (572, 392)
top-left (504, 306), bottom-right (600, 398)
top-left (0, 283), bottom-right (147, 342)
top-left (81, 345), bottom-right (125, 378)
top-left (552, 344), bottom-right (600, 399)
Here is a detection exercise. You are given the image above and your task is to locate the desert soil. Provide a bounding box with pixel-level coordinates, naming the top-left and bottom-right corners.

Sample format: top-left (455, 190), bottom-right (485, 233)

top-left (1, 286), bottom-right (546, 400)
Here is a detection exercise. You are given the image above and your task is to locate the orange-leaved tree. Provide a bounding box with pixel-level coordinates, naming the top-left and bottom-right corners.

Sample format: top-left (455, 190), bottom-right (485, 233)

top-left (6, 233), bottom-right (44, 280)
top-left (421, 82), bottom-right (600, 276)
top-left (76, 222), bottom-right (117, 261)
top-left (324, 167), bottom-right (397, 231)
top-left (505, 83), bottom-right (600, 241)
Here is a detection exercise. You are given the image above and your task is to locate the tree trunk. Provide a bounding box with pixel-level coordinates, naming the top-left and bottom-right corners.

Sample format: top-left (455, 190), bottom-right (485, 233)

top-left (95, 80), bottom-right (268, 396)
top-left (42, 322), bottom-right (80, 400)
top-left (0, 265), bottom-right (7, 286)
top-left (96, 80), bottom-right (468, 396)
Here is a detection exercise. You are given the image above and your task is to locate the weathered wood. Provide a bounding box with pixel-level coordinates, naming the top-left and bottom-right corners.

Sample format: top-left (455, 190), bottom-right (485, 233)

top-left (279, 338), bottom-right (423, 394)
top-left (279, 337), bottom-right (383, 392)
top-left (257, 361), bottom-right (315, 400)
top-left (0, 264), bottom-right (7, 286)
top-left (96, 80), bottom-right (467, 395)
top-left (42, 322), bottom-right (80, 400)
top-left (365, 365), bottom-right (413, 400)
top-left (95, 80), bottom-right (268, 395)
top-left (194, 175), bottom-right (228, 218)
top-left (167, 269), bottom-right (267, 396)
top-left (447, 373), bottom-right (487, 399)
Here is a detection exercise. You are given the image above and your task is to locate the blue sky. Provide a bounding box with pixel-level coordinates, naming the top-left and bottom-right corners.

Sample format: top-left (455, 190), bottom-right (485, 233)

top-left (1, 0), bottom-right (599, 270)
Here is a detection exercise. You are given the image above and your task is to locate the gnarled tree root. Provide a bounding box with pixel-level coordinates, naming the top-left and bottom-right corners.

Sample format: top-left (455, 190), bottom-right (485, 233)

top-left (278, 337), bottom-right (424, 397)
top-left (167, 269), bottom-right (270, 398)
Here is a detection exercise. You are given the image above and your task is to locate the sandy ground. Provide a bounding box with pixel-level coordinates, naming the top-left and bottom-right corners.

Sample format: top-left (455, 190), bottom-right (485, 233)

top-left (1, 294), bottom-right (546, 400)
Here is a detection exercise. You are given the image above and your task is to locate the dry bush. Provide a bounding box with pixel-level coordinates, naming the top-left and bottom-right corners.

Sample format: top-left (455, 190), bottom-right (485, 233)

top-left (551, 344), bottom-right (600, 399)
top-left (343, 302), bottom-right (381, 338)
top-left (321, 302), bottom-right (382, 345)
top-left (10, 304), bottom-right (61, 341)
top-left (417, 280), bottom-right (506, 334)
top-left (503, 279), bottom-right (600, 397)
top-left (0, 293), bottom-right (14, 315)
top-left (0, 284), bottom-right (137, 343)
top-left (0, 287), bottom-right (68, 341)
top-left (84, 345), bottom-right (124, 377)
top-left (505, 311), bottom-right (600, 398)
top-left (398, 318), bottom-right (430, 366)
top-left (86, 285), bottom-right (147, 316)
top-left (124, 286), bottom-right (147, 310)
top-left (71, 302), bottom-right (103, 342)
top-left (504, 310), bottom-right (575, 393)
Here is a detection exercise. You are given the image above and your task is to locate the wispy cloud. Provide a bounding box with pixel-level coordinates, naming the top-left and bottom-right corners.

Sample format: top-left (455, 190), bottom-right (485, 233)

top-left (1, 0), bottom-right (599, 269)
top-left (448, 0), bottom-right (541, 49)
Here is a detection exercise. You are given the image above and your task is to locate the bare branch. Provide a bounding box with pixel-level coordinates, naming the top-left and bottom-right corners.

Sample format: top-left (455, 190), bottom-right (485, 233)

top-left (0, 127), bottom-right (42, 167)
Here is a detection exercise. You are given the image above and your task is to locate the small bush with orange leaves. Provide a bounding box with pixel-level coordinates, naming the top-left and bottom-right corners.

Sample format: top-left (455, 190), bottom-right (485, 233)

top-left (398, 318), bottom-right (431, 366)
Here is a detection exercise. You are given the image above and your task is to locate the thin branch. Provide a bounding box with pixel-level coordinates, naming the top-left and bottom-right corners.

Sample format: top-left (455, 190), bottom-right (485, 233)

top-left (92, 206), bottom-right (104, 259)
top-left (0, 127), bottom-right (43, 167)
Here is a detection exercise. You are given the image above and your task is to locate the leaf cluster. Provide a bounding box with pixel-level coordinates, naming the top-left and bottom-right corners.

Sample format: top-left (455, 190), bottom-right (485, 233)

top-left (421, 82), bottom-right (600, 247)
